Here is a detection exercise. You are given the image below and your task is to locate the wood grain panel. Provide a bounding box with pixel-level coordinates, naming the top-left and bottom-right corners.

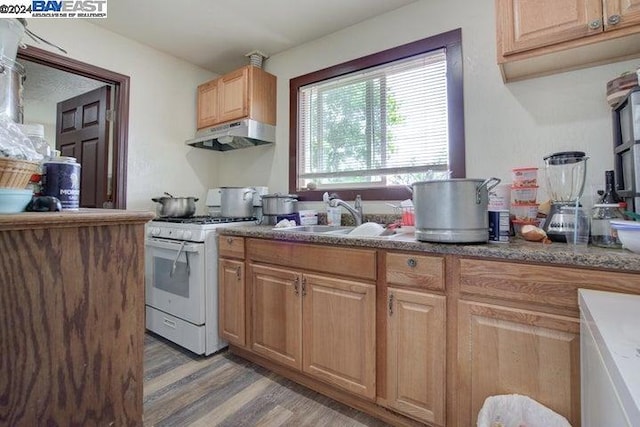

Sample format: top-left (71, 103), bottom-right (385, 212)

top-left (219, 258), bottom-right (246, 347)
top-left (248, 66), bottom-right (277, 125)
top-left (218, 67), bottom-right (249, 123)
top-left (197, 79), bottom-right (219, 129)
top-left (458, 258), bottom-right (640, 315)
top-left (0, 222), bottom-right (146, 426)
top-left (302, 273), bottom-right (376, 400)
top-left (386, 252), bottom-right (445, 292)
top-left (247, 238), bottom-right (376, 281)
top-left (384, 288), bottom-right (446, 425)
top-left (248, 264), bottom-right (302, 369)
top-left (456, 301), bottom-right (580, 427)
top-left (497, 0), bottom-right (602, 57)
top-left (218, 235), bottom-right (245, 259)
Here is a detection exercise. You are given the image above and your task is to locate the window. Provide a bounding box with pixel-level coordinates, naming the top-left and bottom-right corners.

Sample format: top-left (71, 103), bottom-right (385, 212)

top-left (289, 28), bottom-right (464, 201)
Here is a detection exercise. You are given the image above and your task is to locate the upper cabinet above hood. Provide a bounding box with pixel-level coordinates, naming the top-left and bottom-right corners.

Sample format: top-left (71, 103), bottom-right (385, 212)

top-left (189, 65), bottom-right (277, 151)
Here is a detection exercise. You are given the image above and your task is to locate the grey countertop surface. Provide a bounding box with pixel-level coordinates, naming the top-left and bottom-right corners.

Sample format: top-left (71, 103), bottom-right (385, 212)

top-left (219, 225), bottom-right (640, 273)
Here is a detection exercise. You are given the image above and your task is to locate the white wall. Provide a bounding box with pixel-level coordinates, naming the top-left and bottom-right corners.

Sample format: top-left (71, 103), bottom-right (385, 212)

top-left (25, 19), bottom-right (218, 213)
top-left (217, 0), bottom-right (639, 213)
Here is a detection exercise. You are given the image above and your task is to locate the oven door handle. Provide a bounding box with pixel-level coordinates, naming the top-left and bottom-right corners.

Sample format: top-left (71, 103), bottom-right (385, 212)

top-left (145, 238), bottom-right (202, 253)
top-left (170, 241), bottom-right (187, 278)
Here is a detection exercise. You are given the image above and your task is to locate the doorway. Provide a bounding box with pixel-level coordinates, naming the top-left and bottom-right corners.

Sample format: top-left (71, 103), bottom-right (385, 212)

top-left (17, 45), bottom-right (130, 209)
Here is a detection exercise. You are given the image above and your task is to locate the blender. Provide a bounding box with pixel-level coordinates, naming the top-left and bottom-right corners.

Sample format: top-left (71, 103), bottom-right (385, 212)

top-left (542, 151), bottom-right (589, 242)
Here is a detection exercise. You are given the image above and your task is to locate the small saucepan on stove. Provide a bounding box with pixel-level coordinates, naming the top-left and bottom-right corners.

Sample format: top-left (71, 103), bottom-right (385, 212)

top-left (152, 192), bottom-right (198, 217)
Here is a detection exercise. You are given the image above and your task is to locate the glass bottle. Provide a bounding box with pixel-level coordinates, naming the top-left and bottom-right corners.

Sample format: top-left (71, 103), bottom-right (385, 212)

top-left (591, 171), bottom-right (624, 248)
top-left (600, 170), bottom-right (622, 204)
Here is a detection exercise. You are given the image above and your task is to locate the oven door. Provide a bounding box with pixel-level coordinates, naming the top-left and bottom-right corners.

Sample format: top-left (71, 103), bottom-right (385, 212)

top-left (145, 237), bottom-right (205, 325)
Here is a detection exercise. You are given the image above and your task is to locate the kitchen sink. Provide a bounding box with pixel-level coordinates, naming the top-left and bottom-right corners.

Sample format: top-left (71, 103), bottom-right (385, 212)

top-left (274, 224), bottom-right (412, 240)
top-left (275, 225), bottom-right (354, 234)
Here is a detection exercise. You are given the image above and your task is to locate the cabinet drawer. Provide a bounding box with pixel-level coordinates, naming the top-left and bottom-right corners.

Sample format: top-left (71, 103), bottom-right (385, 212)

top-left (247, 238), bottom-right (376, 281)
top-left (458, 258), bottom-right (640, 314)
top-left (386, 252), bottom-right (444, 292)
top-left (218, 235), bottom-right (245, 259)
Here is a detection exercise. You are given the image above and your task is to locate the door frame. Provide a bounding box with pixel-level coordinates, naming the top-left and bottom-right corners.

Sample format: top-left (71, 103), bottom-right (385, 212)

top-left (18, 45), bottom-right (130, 209)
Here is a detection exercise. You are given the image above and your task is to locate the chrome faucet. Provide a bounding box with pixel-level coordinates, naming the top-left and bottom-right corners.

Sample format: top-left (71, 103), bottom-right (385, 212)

top-left (325, 193), bottom-right (363, 226)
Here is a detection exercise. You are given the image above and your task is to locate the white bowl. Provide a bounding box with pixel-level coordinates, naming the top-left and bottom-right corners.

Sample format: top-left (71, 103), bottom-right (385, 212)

top-left (0, 188), bottom-right (33, 213)
top-left (610, 220), bottom-right (640, 253)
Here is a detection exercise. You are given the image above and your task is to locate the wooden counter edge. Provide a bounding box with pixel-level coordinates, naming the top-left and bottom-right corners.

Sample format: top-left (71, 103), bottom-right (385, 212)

top-left (0, 208), bottom-right (155, 231)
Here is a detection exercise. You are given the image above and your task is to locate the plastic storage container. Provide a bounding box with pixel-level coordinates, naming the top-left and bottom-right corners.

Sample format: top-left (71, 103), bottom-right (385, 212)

top-left (591, 203), bottom-right (624, 248)
top-left (0, 19), bottom-right (26, 62)
top-left (512, 167), bottom-right (538, 187)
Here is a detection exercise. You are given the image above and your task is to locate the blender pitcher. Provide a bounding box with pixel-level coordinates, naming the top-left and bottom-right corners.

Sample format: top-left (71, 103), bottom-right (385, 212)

top-left (542, 151), bottom-right (589, 242)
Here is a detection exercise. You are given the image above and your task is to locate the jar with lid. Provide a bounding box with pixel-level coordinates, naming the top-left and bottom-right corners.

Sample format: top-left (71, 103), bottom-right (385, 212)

top-left (590, 203), bottom-right (624, 248)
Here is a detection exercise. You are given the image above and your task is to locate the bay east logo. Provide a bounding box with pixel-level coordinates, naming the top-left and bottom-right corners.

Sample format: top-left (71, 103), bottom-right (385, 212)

top-left (31, 0), bottom-right (107, 17)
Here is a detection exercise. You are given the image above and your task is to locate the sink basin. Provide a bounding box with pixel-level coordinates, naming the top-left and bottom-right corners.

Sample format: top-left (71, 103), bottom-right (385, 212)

top-left (273, 223), bottom-right (413, 240)
top-left (274, 225), bottom-right (354, 234)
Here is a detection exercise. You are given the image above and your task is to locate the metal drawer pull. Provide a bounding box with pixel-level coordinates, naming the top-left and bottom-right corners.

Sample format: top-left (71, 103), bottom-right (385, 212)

top-left (607, 14), bottom-right (621, 25)
top-left (163, 318), bottom-right (177, 329)
top-left (235, 266), bottom-right (241, 280)
top-left (293, 277), bottom-right (299, 295)
top-left (302, 277), bottom-right (307, 297)
top-left (226, 237), bottom-right (233, 245)
top-left (388, 293), bottom-right (394, 316)
top-left (588, 19), bottom-right (601, 29)
top-left (407, 258), bottom-right (417, 268)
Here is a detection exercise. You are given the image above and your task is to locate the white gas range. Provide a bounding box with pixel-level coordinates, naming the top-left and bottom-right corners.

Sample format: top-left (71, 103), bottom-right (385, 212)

top-left (144, 215), bottom-right (255, 355)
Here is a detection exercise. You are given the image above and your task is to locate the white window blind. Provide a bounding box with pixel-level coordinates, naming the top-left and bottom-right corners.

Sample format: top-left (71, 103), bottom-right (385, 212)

top-left (297, 48), bottom-right (449, 190)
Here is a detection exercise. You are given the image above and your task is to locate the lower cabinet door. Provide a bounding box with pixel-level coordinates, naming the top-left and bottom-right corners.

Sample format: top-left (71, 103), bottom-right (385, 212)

top-left (385, 288), bottom-right (446, 425)
top-left (302, 273), bottom-right (376, 400)
top-left (456, 300), bottom-right (580, 427)
top-left (219, 258), bottom-right (245, 346)
top-left (249, 264), bottom-right (303, 370)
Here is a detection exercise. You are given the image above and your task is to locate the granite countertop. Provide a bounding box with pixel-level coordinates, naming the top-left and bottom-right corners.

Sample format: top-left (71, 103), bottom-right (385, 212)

top-left (219, 225), bottom-right (640, 273)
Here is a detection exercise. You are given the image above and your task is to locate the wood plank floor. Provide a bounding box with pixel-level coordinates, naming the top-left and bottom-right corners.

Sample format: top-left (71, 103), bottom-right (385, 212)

top-left (144, 333), bottom-right (391, 426)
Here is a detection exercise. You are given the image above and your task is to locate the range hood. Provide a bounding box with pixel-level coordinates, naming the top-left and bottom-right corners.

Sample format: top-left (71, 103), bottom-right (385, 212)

top-left (185, 119), bottom-right (275, 151)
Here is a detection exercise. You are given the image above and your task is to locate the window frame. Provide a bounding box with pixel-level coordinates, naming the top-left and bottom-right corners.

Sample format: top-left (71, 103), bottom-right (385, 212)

top-left (289, 28), bottom-right (464, 202)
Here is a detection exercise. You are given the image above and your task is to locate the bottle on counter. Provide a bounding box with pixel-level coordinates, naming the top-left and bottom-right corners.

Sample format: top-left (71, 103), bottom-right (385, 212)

top-left (600, 170), bottom-right (623, 205)
top-left (591, 170), bottom-right (625, 248)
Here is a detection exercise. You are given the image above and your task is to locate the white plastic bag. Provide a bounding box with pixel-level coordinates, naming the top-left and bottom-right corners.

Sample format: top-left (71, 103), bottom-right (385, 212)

top-left (477, 394), bottom-right (572, 427)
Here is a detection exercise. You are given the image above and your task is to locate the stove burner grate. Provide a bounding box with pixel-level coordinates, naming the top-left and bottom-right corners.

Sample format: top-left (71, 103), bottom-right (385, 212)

top-left (153, 216), bottom-right (256, 225)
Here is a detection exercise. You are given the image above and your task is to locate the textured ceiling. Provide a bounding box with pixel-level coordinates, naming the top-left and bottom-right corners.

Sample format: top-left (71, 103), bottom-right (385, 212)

top-left (19, 60), bottom-right (105, 103)
top-left (90, 0), bottom-right (418, 74)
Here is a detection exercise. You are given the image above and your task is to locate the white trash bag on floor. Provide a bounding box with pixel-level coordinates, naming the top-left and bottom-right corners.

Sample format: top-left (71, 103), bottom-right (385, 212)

top-left (477, 394), bottom-right (572, 427)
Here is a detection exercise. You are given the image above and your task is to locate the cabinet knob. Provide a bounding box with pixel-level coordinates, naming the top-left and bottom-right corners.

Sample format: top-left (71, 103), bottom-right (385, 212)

top-left (588, 19), bottom-right (601, 29)
top-left (226, 237), bottom-right (233, 245)
top-left (407, 258), bottom-right (417, 268)
top-left (607, 14), bottom-right (621, 25)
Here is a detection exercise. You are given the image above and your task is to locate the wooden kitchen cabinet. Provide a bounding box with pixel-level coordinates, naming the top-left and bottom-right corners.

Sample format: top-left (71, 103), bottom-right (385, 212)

top-left (383, 287), bottom-right (446, 426)
top-left (249, 264), bottom-right (302, 369)
top-left (197, 78), bottom-right (219, 129)
top-left (0, 209), bottom-right (153, 426)
top-left (456, 300), bottom-right (580, 427)
top-left (218, 258), bottom-right (246, 347)
top-left (379, 252), bottom-right (446, 425)
top-left (245, 238), bottom-right (377, 400)
top-left (196, 65), bottom-right (276, 129)
top-left (496, 0), bottom-right (640, 81)
top-left (302, 273), bottom-right (376, 400)
top-left (451, 257), bottom-right (640, 427)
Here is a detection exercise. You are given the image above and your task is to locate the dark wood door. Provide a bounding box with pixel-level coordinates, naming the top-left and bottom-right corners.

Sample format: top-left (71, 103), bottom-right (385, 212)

top-left (56, 86), bottom-right (110, 208)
